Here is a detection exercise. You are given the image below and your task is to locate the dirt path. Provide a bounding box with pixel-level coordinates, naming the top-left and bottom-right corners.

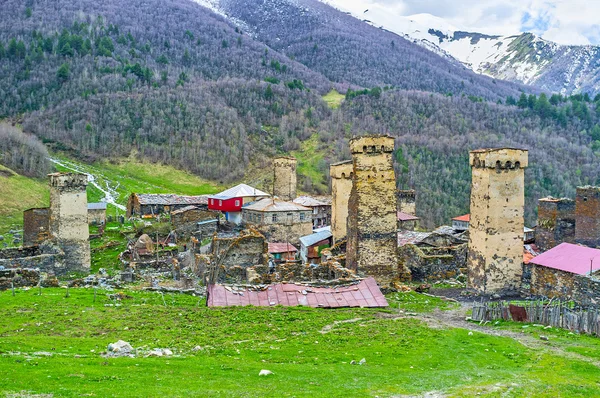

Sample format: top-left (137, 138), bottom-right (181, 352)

top-left (394, 303), bottom-right (600, 368)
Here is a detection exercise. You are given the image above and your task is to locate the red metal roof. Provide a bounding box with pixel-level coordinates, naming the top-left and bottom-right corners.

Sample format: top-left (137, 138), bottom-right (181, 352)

top-left (452, 214), bottom-right (470, 222)
top-left (397, 211), bottom-right (419, 221)
top-left (207, 278), bottom-right (388, 308)
top-left (268, 242), bottom-right (298, 253)
top-left (529, 243), bottom-right (600, 275)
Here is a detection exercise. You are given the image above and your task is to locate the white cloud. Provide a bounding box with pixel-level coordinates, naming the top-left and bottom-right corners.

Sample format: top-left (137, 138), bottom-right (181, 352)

top-left (324, 0), bottom-right (600, 45)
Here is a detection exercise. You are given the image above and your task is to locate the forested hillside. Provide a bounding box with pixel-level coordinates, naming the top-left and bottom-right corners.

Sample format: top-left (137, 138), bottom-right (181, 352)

top-left (0, 0), bottom-right (599, 228)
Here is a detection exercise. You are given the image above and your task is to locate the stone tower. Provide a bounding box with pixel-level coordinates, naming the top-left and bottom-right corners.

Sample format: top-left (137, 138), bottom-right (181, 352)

top-left (537, 197), bottom-right (576, 252)
top-left (49, 172), bottom-right (91, 273)
top-left (273, 156), bottom-right (297, 201)
top-left (575, 186), bottom-right (600, 247)
top-left (397, 189), bottom-right (416, 216)
top-left (330, 160), bottom-right (353, 244)
top-left (467, 148), bottom-right (528, 294)
top-left (346, 135), bottom-right (398, 286)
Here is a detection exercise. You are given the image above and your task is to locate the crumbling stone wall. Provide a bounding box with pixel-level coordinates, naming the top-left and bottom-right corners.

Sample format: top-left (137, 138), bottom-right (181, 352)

top-left (467, 148), bottom-right (528, 294)
top-left (530, 265), bottom-right (600, 304)
top-left (273, 156), bottom-right (297, 201)
top-left (346, 136), bottom-right (399, 287)
top-left (575, 186), bottom-right (600, 248)
top-left (0, 242), bottom-right (64, 274)
top-left (172, 209), bottom-right (218, 235)
top-left (209, 230), bottom-right (269, 283)
top-left (536, 197), bottom-right (576, 252)
top-left (49, 173), bottom-right (91, 274)
top-left (330, 160), bottom-right (353, 244)
top-left (23, 207), bottom-right (50, 246)
top-left (397, 190), bottom-right (416, 216)
top-left (399, 244), bottom-right (467, 282)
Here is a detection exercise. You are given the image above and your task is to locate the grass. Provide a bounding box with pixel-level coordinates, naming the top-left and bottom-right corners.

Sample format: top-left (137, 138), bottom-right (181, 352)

top-left (322, 89), bottom-right (345, 109)
top-left (0, 288), bottom-right (599, 397)
top-left (291, 134), bottom-right (328, 193)
top-left (90, 221), bottom-right (137, 275)
top-left (0, 164), bottom-right (49, 239)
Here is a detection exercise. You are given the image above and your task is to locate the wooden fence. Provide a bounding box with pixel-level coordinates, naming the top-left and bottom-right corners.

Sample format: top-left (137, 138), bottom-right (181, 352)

top-left (471, 300), bottom-right (600, 337)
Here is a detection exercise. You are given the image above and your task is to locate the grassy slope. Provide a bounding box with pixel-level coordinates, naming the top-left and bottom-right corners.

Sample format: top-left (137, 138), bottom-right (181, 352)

top-left (0, 165), bottom-right (49, 237)
top-left (0, 288), bottom-right (598, 397)
top-left (291, 134), bottom-right (329, 194)
top-left (322, 89), bottom-right (345, 109)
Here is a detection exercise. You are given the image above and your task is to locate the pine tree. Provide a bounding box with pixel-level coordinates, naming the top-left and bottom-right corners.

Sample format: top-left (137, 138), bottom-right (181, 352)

top-left (264, 84), bottom-right (273, 100)
top-left (56, 62), bottom-right (70, 83)
top-left (517, 93), bottom-right (528, 108)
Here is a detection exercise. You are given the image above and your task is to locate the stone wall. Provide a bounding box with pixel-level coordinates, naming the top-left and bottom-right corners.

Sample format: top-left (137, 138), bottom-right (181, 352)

top-left (467, 148), bottom-right (528, 294)
top-left (244, 209), bottom-right (312, 246)
top-left (210, 230), bottom-right (269, 283)
top-left (0, 242), bottom-right (65, 274)
top-left (536, 197), bottom-right (576, 252)
top-left (399, 244), bottom-right (467, 282)
top-left (346, 136), bottom-right (399, 287)
top-left (330, 160), bottom-right (353, 244)
top-left (88, 209), bottom-right (106, 225)
top-left (575, 186), bottom-right (600, 248)
top-left (273, 157), bottom-right (297, 201)
top-left (49, 173), bottom-right (91, 273)
top-left (397, 189), bottom-right (416, 216)
top-left (172, 209), bottom-right (218, 235)
top-left (530, 264), bottom-right (600, 304)
top-left (23, 207), bottom-right (50, 246)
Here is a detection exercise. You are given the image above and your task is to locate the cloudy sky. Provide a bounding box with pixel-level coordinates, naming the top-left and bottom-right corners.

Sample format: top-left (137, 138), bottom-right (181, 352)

top-left (326, 0), bottom-right (600, 45)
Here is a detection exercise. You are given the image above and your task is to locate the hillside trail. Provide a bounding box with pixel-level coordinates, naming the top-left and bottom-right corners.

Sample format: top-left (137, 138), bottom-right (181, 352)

top-left (387, 302), bottom-right (600, 368)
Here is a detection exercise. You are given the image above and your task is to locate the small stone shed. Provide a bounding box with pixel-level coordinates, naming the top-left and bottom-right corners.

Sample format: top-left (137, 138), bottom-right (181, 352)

top-left (170, 205), bottom-right (219, 234)
top-left (88, 202), bottom-right (107, 225)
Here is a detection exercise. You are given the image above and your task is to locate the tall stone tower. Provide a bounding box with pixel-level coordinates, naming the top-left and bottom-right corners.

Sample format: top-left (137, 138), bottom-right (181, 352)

top-left (273, 156), bottom-right (297, 201)
top-left (537, 197), bottom-right (576, 252)
top-left (397, 189), bottom-right (416, 216)
top-left (330, 160), bottom-right (353, 244)
top-left (346, 135), bottom-right (398, 286)
top-left (467, 148), bottom-right (528, 294)
top-left (49, 173), bottom-right (91, 273)
top-left (575, 186), bottom-right (600, 247)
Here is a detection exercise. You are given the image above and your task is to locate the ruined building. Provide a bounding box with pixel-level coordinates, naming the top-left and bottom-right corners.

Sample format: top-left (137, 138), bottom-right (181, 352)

top-left (330, 160), bottom-right (353, 244)
top-left (48, 173), bottom-right (91, 273)
top-left (575, 186), bottom-right (600, 248)
top-left (346, 136), bottom-right (399, 286)
top-left (536, 197), bottom-right (576, 252)
top-left (467, 148), bottom-right (528, 294)
top-left (273, 156), bottom-right (297, 201)
top-left (397, 189), bottom-right (416, 216)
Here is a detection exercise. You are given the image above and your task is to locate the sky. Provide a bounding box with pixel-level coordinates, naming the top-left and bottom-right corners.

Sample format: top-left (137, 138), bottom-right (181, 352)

top-left (325, 0), bottom-right (600, 45)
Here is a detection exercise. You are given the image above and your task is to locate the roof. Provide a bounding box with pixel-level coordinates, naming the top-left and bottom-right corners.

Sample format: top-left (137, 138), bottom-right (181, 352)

top-left (524, 227), bottom-right (535, 233)
top-left (293, 196), bottom-right (330, 207)
top-left (244, 198), bottom-right (310, 212)
top-left (330, 160), bottom-right (353, 166)
top-left (134, 193), bottom-right (209, 206)
top-left (529, 243), bottom-right (600, 275)
top-left (268, 242), bottom-right (298, 253)
top-left (452, 214), bottom-right (470, 222)
top-left (523, 244), bottom-right (541, 265)
top-left (397, 231), bottom-right (431, 246)
top-left (170, 205), bottom-right (198, 215)
top-left (210, 184), bottom-right (269, 200)
top-left (397, 211), bottom-right (419, 222)
top-left (299, 230), bottom-right (333, 247)
top-left (207, 278), bottom-right (388, 308)
top-left (88, 202), bottom-right (107, 210)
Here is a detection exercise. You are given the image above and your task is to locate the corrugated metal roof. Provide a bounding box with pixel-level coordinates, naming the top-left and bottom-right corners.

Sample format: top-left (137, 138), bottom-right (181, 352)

top-left (170, 205), bottom-right (198, 215)
top-left (135, 194), bottom-right (209, 206)
top-left (244, 198), bottom-right (310, 212)
top-left (397, 211), bottom-right (419, 221)
top-left (293, 196), bottom-right (330, 207)
top-left (452, 214), bottom-right (470, 222)
top-left (529, 243), bottom-right (600, 275)
top-left (268, 242), bottom-right (298, 253)
top-left (88, 202), bottom-right (107, 210)
top-left (210, 184), bottom-right (269, 200)
top-left (299, 230), bottom-right (333, 247)
top-left (397, 231), bottom-right (431, 246)
top-left (207, 278), bottom-right (388, 308)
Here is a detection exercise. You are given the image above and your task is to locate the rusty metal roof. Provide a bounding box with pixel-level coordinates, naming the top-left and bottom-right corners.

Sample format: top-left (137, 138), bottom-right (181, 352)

top-left (268, 242), bottom-right (298, 253)
top-left (207, 278), bottom-right (388, 308)
top-left (529, 243), bottom-right (600, 275)
top-left (397, 211), bottom-right (419, 221)
top-left (452, 214), bottom-right (470, 222)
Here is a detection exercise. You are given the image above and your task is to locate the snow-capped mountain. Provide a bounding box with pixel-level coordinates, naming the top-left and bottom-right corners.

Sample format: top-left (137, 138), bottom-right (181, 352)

top-left (321, 1), bottom-right (600, 95)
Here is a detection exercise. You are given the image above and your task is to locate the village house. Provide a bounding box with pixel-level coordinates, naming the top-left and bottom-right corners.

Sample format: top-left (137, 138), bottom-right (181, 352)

top-left (453, 213), bottom-right (534, 243)
top-left (208, 184), bottom-right (270, 225)
top-left (299, 228), bottom-right (333, 264)
top-left (170, 205), bottom-right (219, 235)
top-left (126, 193), bottom-right (210, 218)
top-left (88, 202), bottom-right (107, 225)
top-left (397, 211), bottom-right (420, 231)
top-left (529, 243), bottom-right (600, 302)
top-left (292, 196), bottom-right (331, 229)
top-left (242, 198), bottom-right (312, 245)
top-left (268, 242), bottom-right (298, 263)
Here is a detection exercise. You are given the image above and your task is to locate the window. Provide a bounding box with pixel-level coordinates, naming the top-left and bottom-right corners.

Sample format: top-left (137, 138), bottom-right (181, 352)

top-left (313, 208), bottom-right (318, 215)
top-left (300, 213), bottom-right (305, 221)
top-left (272, 214), bottom-right (278, 222)
top-left (210, 199), bottom-right (213, 205)
top-left (219, 200), bottom-right (222, 206)
top-left (235, 200), bottom-right (240, 206)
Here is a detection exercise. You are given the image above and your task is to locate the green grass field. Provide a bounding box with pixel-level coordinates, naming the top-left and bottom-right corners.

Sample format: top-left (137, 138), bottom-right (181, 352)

top-left (291, 135), bottom-right (329, 193)
top-left (322, 89), bottom-right (345, 109)
top-left (0, 288), bottom-right (599, 397)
